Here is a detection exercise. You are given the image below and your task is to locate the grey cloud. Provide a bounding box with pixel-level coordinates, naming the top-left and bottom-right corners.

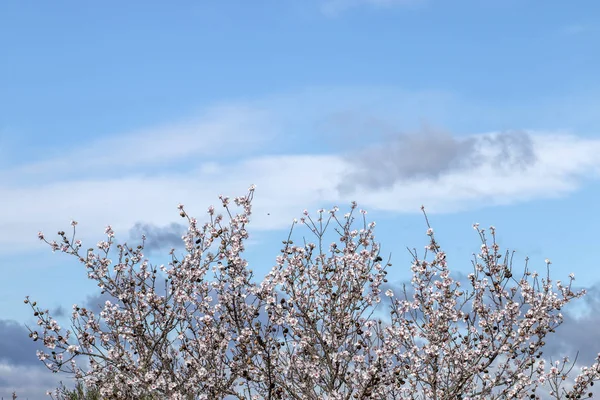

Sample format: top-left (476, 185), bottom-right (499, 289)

top-left (128, 222), bottom-right (187, 253)
top-left (541, 283), bottom-right (600, 366)
top-left (337, 127), bottom-right (536, 194)
top-left (88, 222), bottom-right (189, 312)
top-left (481, 129), bottom-right (536, 169)
top-left (51, 305), bottom-right (66, 318)
top-left (0, 363), bottom-right (71, 400)
top-left (0, 319), bottom-right (46, 367)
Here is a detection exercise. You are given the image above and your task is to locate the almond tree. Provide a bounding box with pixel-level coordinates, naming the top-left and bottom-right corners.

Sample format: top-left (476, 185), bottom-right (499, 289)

top-left (26, 186), bottom-right (600, 399)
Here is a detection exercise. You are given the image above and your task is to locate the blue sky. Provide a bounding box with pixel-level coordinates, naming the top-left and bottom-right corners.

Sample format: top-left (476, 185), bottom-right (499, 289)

top-left (1, 0), bottom-right (600, 398)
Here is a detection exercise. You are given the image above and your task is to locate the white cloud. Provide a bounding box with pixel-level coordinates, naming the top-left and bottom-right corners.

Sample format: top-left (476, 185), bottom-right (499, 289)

top-left (337, 130), bottom-right (600, 212)
top-left (2, 89), bottom-right (600, 255)
top-left (2, 128), bottom-right (600, 256)
top-left (0, 154), bottom-right (345, 254)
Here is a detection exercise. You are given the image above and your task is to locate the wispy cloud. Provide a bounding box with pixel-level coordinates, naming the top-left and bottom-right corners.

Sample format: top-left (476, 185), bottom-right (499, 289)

top-left (3, 89), bottom-right (600, 255)
top-left (320, 0), bottom-right (424, 15)
top-left (2, 104), bottom-right (275, 184)
top-left (561, 24), bottom-right (595, 36)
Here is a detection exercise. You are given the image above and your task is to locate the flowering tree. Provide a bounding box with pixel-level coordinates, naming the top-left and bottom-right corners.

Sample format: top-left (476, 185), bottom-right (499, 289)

top-left (26, 186), bottom-right (600, 399)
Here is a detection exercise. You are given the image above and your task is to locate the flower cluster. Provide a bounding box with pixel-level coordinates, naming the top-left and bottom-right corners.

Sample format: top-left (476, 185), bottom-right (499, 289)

top-left (26, 186), bottom-right (600, 399)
